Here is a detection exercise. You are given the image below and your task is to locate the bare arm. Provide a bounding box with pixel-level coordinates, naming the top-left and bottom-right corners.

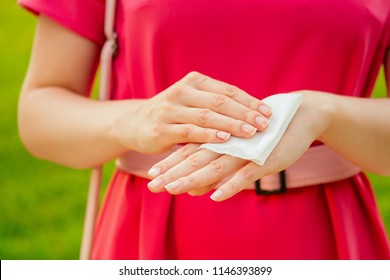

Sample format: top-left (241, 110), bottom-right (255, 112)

top-left (19, 16), bottom-right (271, 169)
top-left (318, 51), bottom-right (390, 175)
top-left (18, 16), bottom-right (136, 168)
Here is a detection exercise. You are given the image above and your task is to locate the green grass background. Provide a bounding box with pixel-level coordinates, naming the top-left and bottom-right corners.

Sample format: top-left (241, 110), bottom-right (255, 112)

top-left (0, 1), bottom-right (389, 259)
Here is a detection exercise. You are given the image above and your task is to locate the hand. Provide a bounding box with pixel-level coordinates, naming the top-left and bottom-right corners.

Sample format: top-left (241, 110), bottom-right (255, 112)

top-left (118, 72), bottom-right (272, 154)
top-left (146, 91), bottom-right (335, 201)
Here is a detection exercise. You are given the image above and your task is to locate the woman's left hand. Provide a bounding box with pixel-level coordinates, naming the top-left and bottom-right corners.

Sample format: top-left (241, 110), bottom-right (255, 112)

top-left (147, 91), bottom-right (335, 201)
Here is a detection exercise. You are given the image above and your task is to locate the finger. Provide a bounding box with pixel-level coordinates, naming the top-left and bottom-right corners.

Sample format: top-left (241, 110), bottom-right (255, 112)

top-left (165, 124), bottom-right (232, 145)
top-left (188, 185), bottom-right (215, 196)
top-left (182, 72), bottom-right (272, 117)
top-left (210, 161), bottom-right (263, 202)
top-left (164, 155), bottom-right (247, 195)
top-left (148, 144), bottom-right (199, 177)
top-left (168, 106), bottom-right (264, 138)
top-left (147, 147), bottom-right (220, 192)
top-left (178, 88), bottom-right (270, 132)
top-left (184, 168), bottom-right (236, 196)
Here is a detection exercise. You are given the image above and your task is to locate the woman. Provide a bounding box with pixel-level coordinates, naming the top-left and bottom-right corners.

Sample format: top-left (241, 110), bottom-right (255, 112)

top-left (18, 0), bottom-right (390, 259)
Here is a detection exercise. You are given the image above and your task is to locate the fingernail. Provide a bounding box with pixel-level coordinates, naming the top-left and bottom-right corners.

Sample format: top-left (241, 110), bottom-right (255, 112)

top-left (148, 177), bottom-right (162, 189)
top-left (242, 124), bottom-right (257, 135)
top-left (216, 131), bottom-right (231, 140)
top-left (255, 116), bottom-right (269, 129)
top-left (148, 166), bottom-right (161, 178)
top-left (165, 181), bottom-right (181, 191)
top-left (258, 105), bottom-right (272, 116)
top-left (210, 189), bottom-right (224, 201)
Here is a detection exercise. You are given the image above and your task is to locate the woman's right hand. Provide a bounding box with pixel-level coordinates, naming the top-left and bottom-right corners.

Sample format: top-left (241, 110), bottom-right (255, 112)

top-left (19, 15), bottom-right (271, 167)
top-left (119, 71), bottom-right (272, 154)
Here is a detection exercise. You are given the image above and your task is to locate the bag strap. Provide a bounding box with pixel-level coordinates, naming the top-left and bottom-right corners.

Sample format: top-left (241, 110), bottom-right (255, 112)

top-left (80, 0), bottom-right (118, 260)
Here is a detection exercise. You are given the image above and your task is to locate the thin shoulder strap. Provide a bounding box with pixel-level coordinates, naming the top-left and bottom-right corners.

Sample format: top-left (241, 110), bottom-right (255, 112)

top-left (99, 0), bottom-right (118, 101)
top-left (80, 0), bottom-right (117, 260)
top-left (386, 51), bottom-right (390, 97)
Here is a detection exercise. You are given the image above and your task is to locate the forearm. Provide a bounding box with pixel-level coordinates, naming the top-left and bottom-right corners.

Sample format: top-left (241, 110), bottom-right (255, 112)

top-left (18, 87), bottom-right (141, 169)
top-left (20, 16), bottom-right (272, 169)
top-left (318, 93), bottom-right (390, 175)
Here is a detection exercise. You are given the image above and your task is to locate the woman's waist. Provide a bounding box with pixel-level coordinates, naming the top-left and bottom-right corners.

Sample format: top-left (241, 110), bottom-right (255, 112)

top-left (115, 145), bottom-right (361, 192)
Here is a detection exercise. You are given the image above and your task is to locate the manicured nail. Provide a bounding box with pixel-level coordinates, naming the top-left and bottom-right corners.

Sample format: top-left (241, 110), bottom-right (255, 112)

top-left (255, 116), bottom-right (269, 129)
top-left (258, 105), bottom-right (272, 116)
top-left (242, 124), bottom-right (257, 135)
top-left (148, 177), bottom-right (162, 189)
top-left (210, 189), bottom-right (224, 201)
top-left (148, 166), bottom-right (161, 178)
top-left (165, 181), bottom-right (181, 191)
top-left (216, 131), bottom-right (231, 140)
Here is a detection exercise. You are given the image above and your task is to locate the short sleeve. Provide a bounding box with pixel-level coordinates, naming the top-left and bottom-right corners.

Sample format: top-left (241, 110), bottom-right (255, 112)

top-left (18, 0), bottom-right (105, 45)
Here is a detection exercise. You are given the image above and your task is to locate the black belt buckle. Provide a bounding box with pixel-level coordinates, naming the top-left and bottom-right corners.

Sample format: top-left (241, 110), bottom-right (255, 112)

top-left (255, 170), bottom-right (287, 195)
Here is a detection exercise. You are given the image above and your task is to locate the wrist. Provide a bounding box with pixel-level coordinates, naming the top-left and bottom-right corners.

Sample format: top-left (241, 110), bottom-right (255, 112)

top-left (310, 91), bottom-right (338, 143)
top-left (108, 99), bottom-right (144, 153)
top-left (297, 90), bottom-right (337, 143)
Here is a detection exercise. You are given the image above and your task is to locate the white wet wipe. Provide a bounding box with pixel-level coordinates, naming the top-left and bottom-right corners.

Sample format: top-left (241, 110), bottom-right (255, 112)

top-left (200, 93), bottom-right (303, 165)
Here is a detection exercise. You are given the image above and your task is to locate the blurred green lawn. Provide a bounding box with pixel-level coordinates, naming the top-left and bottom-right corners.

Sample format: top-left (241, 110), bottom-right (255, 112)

top-left (0, 1), bottom-right (389, 259)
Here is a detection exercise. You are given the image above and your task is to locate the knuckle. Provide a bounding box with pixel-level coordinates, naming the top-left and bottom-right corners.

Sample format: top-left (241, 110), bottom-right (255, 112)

top-left (188, 153), bottom-right (202, 168)
top-left (161, 173), bottom-right (175, 184)
top-left (188, 190), bottom-right (202, 196)
top-left (184, 71), bottom-right (205, 84)
top-left (230, 120), bottom-right (242, 133)
top-left (186, 71), bottom-right (200, 79)
top-left (250, 99), bottom-right (261, 110)
top-left (166, 84), bottom-right (185, 100)
top-left (182, 175), bottom-right (195, 185)
top-left (198, 109), bottom-right (211, 125)
top-left (240, 168), bottom-right (255, 182)
top-left (209, 160), bottom-right (224, 175)
top-left (157, 103), bottom-right (175, 117)
top-left (225, 181), bottom-right (239, 193)
top-left (223, 85), bottom-right (239, 98)
top-left (212, 94), bottom-right (228, 109)
top-left (202, 128), bottom-right (213, 141)
top-left (178, 144), bottom-right (194, 159)
top-left (150, 124), bottom-right (163, 140)
top-left (243, 110), bottom-right (254, 122)
top-left (180, 125), bottom-right (192, 139)
top-left (157, 162), bottom-right (170, 174)
top-left (188, 187), bottom-right (209, 196)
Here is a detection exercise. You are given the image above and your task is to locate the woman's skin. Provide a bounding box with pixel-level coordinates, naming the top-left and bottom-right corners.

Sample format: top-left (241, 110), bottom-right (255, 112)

top-left (18, 16), bottom-right (271, 169)
top-left (20, 16), bottom-right (390, 203)
top-left (147, 56), bottom-right (390, 201)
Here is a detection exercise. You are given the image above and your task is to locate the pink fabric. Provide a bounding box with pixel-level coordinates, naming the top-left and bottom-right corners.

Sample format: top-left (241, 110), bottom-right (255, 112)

top-left (115, 145), bottom-right (362, 190)
top-left (20, 0), bottom-right (390, 259)
top-left (18, 0), bottom-right (105, 45)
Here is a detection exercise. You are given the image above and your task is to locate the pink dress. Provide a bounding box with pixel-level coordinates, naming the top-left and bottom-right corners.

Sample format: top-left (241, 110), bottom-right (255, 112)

top-left (20, 0), bottom-right (390, 259)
